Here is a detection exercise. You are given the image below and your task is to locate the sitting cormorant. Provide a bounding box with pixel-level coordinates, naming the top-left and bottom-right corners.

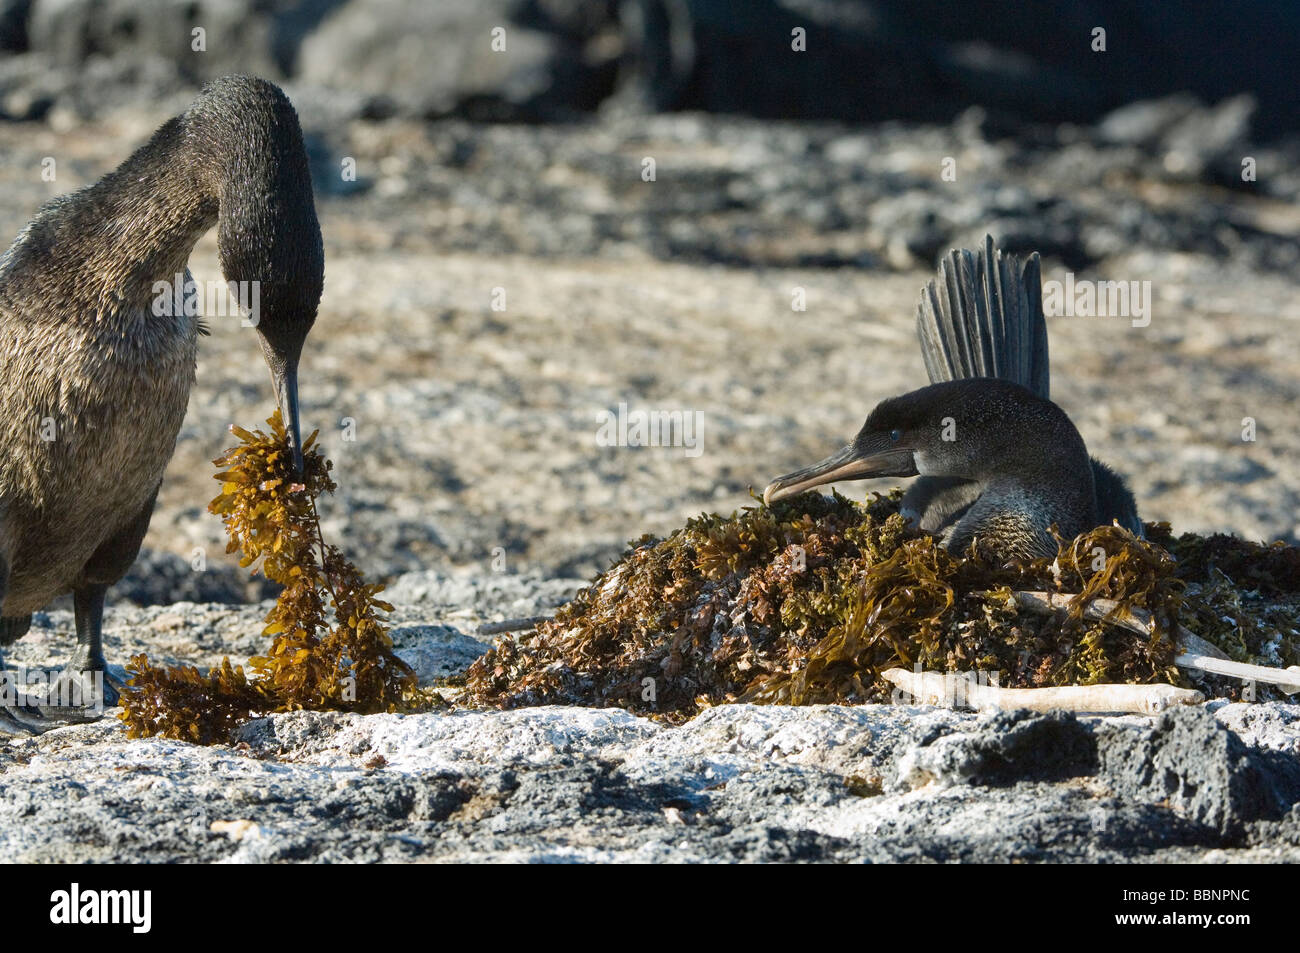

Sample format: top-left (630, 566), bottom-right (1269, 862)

top-left (763, 236), bottom-right (1140, 560)
top-left (0, 76), bottom-right (322, 729)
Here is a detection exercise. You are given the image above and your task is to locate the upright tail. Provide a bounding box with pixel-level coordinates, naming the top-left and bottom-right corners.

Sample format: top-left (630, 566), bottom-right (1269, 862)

top-left (913, 236), bottom-right (1143, 537)
top-left (917, 234), bottom-right (1050, 399)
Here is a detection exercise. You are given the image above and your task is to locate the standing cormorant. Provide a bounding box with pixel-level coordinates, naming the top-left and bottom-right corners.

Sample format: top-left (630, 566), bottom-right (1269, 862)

top-left (763, 236), bottom-right (1140, 560)
top-left (0, 76), bottom-right (323, 729)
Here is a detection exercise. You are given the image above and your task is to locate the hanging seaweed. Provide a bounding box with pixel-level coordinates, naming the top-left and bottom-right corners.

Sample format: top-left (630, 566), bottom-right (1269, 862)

top-left (119, 412), bottom-right (416, 743)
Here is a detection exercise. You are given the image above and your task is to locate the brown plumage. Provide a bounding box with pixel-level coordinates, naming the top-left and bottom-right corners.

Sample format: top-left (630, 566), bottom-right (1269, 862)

top-left (0, 76), bottom-right (323, 727)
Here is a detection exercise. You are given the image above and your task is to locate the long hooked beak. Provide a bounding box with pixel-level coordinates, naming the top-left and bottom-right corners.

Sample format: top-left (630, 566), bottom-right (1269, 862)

top-left (763, 444), bottom-right (916, 506)
top-left (272, 358), bottom-right (305, 475)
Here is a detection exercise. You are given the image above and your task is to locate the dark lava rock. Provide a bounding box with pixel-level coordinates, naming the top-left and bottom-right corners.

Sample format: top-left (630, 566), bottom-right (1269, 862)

top-left (3, 0), bottom-right (1299, 131)
top-left (110, 548), bottom-right (278, 606)
top-left (1097, 706), bottom-right (1300, 837)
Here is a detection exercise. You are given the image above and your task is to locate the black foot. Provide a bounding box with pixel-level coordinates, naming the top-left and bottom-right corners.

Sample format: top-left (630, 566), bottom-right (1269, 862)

top-left (0, 656), bottom-right (36, 735)
top-left (0, 670), bottom-right (67, 734)
top-left (0, 705), bottom-right (41, 736)
top-left (16, 665), bottom-right (125, 727)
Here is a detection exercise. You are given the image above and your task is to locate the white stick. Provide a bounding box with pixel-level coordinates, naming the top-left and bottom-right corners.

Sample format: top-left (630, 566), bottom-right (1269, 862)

top-left (1004, 590), bottom-right (1300, 694)
top-left (1171, 653), bottom-right (1300, 693)
top-left (881, 668), bottom-right (1204, 715)
top-left (477, 616), bottom-right (550, 636)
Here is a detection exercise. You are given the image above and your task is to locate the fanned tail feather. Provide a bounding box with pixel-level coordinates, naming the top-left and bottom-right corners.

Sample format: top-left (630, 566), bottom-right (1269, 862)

top-left (916, 234), bottom-right (1050, 399)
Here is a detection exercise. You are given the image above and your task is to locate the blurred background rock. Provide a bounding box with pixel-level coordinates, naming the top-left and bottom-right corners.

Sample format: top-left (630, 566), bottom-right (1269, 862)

top-left (4, 1), bottom-right (1300, 131)
top-left (0, 0), bottom-right (1296, 604)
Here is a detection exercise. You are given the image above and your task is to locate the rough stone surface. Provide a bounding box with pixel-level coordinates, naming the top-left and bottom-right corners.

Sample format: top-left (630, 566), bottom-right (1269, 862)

top-left (3, 691), bottom-right (1298, 862)
top-left (4, 571), bottom-right (1295, 862)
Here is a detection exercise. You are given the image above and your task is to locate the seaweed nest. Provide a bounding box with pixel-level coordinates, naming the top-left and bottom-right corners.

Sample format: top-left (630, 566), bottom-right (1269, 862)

top-left (119, 413), bottom-right (420, 745)
top-left (463, 491), bottom-right (1300, 720)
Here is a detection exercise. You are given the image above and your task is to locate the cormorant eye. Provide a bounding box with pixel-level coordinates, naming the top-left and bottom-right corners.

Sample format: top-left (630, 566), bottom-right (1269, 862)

top-left (889, 428), bottom-right (901, 442)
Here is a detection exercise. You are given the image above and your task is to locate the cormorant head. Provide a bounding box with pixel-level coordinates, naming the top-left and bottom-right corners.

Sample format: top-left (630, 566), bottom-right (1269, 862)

top-left (763, 395), bottom-right (921, 506)
top-left (191, 76), bottom-right (323, 474)
top-left (763, 379), bottom-right (1054, 505)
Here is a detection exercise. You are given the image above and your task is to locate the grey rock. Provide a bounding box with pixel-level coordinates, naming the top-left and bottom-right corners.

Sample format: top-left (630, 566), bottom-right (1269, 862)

top-left (6, 0), bottom-right (340, 119)
top-left (27, 0), bottom-right (318, 79)
top-left (1161, 94), bottom-right (1257, 182)
top-left (109, 547), bottom-right (278, 607)
top-left (1097, 706), bottom-right (1300, 836)
top-left (3, 684), bottom-right (1298, 861)
top-left (392, 625), bottom-right (487, 683)
top-left (1211, 701), bottom-right (1300, 756)
top-left (0, 50), bottom-right (58, 119)
top-left (382, 569), bottom-right (581, 629)
top-left (892, 710), bottom-right (1097, 791)
top-left (1100, 93), bottom-right (1258, 185)
top-left (0, 568), bottom-right (570, 686)
top-left (297, 0), bottom-right (618, 121)
top-left (3, 0), bottom-right (1300, 130)
top-left (1097, 94), bottom-right (1205, 148)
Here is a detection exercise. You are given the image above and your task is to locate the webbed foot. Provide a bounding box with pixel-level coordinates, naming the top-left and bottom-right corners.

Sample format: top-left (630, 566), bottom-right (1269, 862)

top-left (0, 704), bottom-right (41, 736)
top-left (43, 663), bottom-right (124, 712)
top-left (14, 663), bottom-right (125, 728)
top-left (0, 668), bottom-right (63, 734)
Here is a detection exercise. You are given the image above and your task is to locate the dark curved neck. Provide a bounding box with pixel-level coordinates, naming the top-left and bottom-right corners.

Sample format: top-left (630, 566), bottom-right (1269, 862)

top-left (11, 119), bottom-right (220, 318)
top-left (12, 90), bottom-right (319, 334)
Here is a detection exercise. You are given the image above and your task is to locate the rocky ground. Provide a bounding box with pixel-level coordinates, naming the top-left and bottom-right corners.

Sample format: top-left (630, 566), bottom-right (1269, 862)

top-left (1, 88), bottom-right (1298, 861)
top-left (1, 571), bottom-right (1298, 863)
top-left (5, 684), bottom-right (1300, 862)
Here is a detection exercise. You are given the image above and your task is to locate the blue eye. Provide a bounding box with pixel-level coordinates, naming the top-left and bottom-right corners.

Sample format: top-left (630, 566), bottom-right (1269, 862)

top-left (889, 429), bottom-right (901, 442)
